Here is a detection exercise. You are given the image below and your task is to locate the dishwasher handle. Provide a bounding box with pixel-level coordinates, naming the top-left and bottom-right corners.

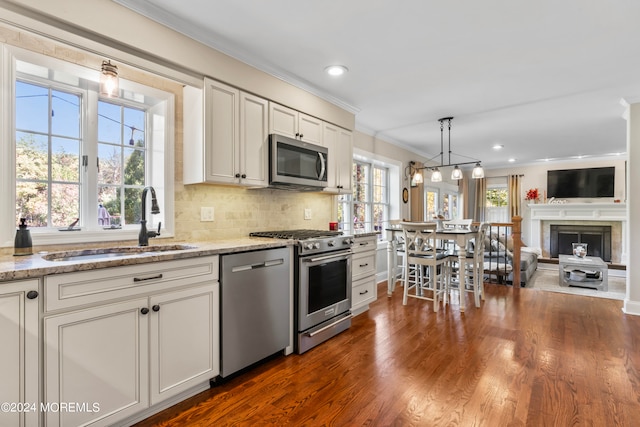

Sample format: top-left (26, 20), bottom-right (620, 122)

top-left (231, 258), bottom-right (285, 273)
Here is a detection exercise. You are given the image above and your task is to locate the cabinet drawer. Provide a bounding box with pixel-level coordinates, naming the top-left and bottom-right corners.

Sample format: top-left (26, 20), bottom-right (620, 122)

top-left (352, 252), bottom-right (375, 279)
top-left (44, 256), bottom-right (218, 312)
top-left (352, 276), bottom-right (376, 307)
top-left (352, 236), bottom-right (377, 254)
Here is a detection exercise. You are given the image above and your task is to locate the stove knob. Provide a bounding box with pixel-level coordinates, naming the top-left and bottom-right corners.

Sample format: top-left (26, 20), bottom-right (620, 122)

top-left (328, 240), bottom-right (335, 247)
top-left (345, 238), bottom-right (354, 245)
top-left (313, 242), bottom-right (321, 249)
top-left (304, 242), bottom-right (314, 250)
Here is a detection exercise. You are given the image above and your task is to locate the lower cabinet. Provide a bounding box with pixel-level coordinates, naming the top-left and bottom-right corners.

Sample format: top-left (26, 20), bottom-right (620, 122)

top-left (351, 235), bottom-right (378, 315)
top-left (43, 257), bottom-right (219, 427)
top-left (0, 279), bottom-right (40, 427)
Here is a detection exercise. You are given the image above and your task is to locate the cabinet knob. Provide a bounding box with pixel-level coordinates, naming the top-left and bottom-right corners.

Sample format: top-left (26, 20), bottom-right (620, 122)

top-left (26, 290), bottom-right (38, 299)
top-left (152, 305), bottom-right (160, 312)
top-left (299, 133), bottom-right (304, 139)
top-left (235, 173), bottom-right (240, 178)
top-left (140, 307), bottom-right (149, 315)
top-left (241, 174), bottom-right (247, 179)
top-left (295, 132), bottom-right (300, 138)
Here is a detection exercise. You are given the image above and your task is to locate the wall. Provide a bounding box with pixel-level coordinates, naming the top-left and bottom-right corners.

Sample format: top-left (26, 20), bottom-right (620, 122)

top-left (483, 157), bottom-right (626, 246)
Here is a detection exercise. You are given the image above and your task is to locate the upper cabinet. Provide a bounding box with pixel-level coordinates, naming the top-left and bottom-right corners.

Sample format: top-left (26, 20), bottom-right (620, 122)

top-left (269, 103), bottom-right (323, 145)
top-left (184, 78), bottom-right (269, 187)
top-left (323, 122), bottom-right (353, 193)
top-left (184, 79), bottom-right (352, 191)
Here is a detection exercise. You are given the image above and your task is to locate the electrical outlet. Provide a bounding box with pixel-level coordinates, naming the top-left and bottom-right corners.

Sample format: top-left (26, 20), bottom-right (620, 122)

top-left (304, 208), bottom-right (312, 220)
top-left (200, 207), bottom-right (215, 222)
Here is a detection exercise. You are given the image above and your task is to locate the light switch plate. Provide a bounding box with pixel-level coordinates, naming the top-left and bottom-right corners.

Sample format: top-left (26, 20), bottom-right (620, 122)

top-left (201, 207), bottom-right (214, 222)
top-left (304, 208), bottom-right (312, 220)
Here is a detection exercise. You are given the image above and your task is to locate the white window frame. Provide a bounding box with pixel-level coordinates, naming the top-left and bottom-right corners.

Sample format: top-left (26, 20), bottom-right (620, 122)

top-left (338, 149), bottom-right (400, 239)
top-left (1, 45), bottom-right (175, 247)
top-left (486, 178), bottom-right (509, 223)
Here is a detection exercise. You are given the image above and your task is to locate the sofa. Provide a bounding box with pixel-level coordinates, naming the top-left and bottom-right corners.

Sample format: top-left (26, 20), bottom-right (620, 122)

top-left (482, 232), bottom-right (539, 287)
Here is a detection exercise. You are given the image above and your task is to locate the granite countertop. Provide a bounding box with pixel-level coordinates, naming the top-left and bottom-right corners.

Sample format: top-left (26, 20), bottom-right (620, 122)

top-left (0, 238), bottom-right (293, 282)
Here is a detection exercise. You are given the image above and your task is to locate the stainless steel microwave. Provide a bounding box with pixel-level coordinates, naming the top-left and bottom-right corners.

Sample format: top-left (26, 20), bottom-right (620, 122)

top-left (269, 133), bottom-right (328, 190)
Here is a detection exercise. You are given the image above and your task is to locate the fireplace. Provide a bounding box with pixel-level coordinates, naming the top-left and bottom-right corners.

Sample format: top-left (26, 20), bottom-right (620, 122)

top-left (550, 224), bottom-right (611, 261)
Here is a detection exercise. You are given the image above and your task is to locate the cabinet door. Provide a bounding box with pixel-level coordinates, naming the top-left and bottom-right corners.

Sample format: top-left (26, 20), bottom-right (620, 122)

top-left (336, 128), bottom-right (353, 192)
top-left (44, 298), bottom-right (149, 427)
top-left (298, 113), bottom-right (323, 144)
top-left (204, 78), bottom-right (240, 184)
top-left (269, 103), bottom-right (298, 138)
top-left (0, 280), bottom-right (39, 427)
top-left (149, 283), bottom-right (219, 405)
top-left (240, 92), bottom-right (269, 187)
top-left (322, 123), bottom-right (339, 191)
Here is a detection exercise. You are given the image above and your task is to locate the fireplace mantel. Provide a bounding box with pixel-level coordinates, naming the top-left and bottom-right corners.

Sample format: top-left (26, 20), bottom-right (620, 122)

top-left (529, 202), bottom-right (627, 221)
top-left (528, 203), bottom-right (627, 264)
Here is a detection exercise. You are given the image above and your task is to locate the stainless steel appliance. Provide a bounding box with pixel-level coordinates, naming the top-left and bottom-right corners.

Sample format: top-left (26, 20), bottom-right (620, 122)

top-left (269, 134), bottom-right (328, 190)
top-left (220, 247), bottom-right (290, 377)
top-left (250, 230), bottom-right (354, 353)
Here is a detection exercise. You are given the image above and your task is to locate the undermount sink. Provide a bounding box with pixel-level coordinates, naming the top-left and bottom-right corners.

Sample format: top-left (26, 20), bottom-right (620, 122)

top-left (42, 244), bottom-right (197, 262)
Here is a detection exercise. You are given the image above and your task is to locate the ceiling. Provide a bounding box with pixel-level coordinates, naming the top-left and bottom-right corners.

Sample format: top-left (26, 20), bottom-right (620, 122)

top-left (115, 0), bottom-right (640, 169)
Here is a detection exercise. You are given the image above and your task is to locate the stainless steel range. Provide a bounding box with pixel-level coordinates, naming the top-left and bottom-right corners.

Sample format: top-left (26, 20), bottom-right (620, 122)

top-left (250, 229), bottom-right (354, 353)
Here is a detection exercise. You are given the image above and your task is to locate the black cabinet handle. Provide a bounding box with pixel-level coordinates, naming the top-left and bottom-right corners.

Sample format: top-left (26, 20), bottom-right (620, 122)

top-left (295, 132), bottom-right (300, 138)
top-left (359, 263), bottom-right (369, 267)
top-left (299, 133), bottom-right (304, 139)
top-left (235, 173), bottom-right (240, 178)
top-left (152, 305), bottom-right (160, 312)
top-left (359, 290), bottom-right (369, 295)
top-left (26, 290), bottom-right (38, 299)
top-left (133, 274), bottom-right (163, 283)
top-left (241, 174), bottom-right (247, 179)
top-left (140, 307), bottom-right (149, 315)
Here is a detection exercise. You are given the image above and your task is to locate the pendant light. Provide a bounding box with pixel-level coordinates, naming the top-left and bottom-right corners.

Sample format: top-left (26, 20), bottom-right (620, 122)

top-left (472, 162), bottom-right (485, 179)
top-left (100, 60), bottom-right (119, 98)
top-left (430, 168), bottom-right (442, 182)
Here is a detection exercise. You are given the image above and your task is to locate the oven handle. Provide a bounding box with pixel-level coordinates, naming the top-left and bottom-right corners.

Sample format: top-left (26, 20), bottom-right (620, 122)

top-left (303, 250), bottom-right (352, 263)
top-left (307, 313), bottom-right (353, 337)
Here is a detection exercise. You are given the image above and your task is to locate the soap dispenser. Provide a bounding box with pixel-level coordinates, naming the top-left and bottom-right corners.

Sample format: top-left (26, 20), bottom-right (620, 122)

top-left (14, 218), bottom-right (33, 256)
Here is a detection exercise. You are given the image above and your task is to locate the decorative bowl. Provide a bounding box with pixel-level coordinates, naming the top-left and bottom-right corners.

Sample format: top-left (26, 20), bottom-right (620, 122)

top-left (572, 243), bottom-right (587, 258)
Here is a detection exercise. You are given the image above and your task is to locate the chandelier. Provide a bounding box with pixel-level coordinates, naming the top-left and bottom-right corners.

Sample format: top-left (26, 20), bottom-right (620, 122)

top-left (421, 117), bottom-right (484, 182)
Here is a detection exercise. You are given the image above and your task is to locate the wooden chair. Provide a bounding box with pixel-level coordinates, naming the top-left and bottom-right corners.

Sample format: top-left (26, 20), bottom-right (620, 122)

top-left (400, 222), bottom-right (449, 311)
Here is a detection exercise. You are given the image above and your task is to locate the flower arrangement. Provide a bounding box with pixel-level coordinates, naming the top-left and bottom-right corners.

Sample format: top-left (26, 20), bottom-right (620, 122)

top-left (525, 188), bottom-right (539, 202)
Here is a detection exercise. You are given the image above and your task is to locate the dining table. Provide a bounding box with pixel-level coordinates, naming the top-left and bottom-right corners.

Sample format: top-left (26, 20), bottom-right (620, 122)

top-left (385, 224), bottom-right (480, 311)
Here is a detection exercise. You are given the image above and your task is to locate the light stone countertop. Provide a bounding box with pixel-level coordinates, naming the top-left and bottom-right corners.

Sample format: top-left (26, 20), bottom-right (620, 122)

top-left (0, 238), bottom-right (293, 282)
top-left (353, 231), bottom-right (382, 238)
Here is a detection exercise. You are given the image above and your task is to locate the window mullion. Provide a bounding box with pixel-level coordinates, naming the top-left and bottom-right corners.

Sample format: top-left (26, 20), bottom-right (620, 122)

top-left (83, 89), bottom-right (99, 230)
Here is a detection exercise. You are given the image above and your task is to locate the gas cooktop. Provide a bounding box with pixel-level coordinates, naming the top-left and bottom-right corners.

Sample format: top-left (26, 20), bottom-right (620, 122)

top-left (249, 229), bottom-right (343, 240)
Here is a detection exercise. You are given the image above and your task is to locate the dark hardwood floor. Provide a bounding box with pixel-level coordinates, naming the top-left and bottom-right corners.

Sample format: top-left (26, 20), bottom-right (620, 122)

top-left (135, 282), bottom-right (640, 426)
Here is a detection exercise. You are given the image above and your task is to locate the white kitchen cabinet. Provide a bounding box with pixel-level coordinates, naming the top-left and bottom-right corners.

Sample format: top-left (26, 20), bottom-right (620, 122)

top-left (183, 78), bottom-right (268, 186)
top-left (322, 122), bottom-right (353, 193)
top-left (351, 235), bottom-right (378, 315)
top-left (43, 257), bottom-right (219, 427)
top-left (149, 284), bottom-right (218, 405)
top-left (269, 102), bottom-right (323, 144)
top-left (0, 279), bottom-right (40, 427)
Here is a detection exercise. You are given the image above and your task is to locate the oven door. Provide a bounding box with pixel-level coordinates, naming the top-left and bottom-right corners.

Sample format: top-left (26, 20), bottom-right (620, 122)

top-left (298, 249), bottom-right (352, 332)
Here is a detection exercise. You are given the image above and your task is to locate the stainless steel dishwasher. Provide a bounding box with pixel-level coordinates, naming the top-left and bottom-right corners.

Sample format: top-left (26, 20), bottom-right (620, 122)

top-left (220, 247), bottom-right (291, 378)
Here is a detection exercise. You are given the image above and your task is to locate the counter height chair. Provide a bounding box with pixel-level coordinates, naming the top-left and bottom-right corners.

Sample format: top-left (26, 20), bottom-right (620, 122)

top-left (400, 222), bottom-right (449, 312)
top-left (447, 222), bottom-right (489, 307)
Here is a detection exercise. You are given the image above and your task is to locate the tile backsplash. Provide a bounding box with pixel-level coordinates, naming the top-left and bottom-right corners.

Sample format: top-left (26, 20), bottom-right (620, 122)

top-left (175, 184), bottom-right (335, 241)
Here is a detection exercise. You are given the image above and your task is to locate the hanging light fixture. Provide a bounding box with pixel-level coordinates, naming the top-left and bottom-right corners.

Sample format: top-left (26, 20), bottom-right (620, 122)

top-left (421, 117), bottom-right (484, 181)
top-left (100, 60), bottom-right (119, 98)
top-left (405, 161), bottom-right (424, 187)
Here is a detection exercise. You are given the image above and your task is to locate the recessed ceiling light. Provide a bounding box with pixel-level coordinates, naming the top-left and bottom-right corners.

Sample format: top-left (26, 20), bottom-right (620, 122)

top-left (493, 144), bottom-right (504, 150)
top-left (325, 65), bottom-right (348, 76)
top-left (508, 158), bottom-right (516, 162)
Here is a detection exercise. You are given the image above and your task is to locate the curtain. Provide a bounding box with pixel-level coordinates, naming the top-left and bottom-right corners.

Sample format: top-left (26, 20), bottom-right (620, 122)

top-left (474, 177), bottom-right (486, 222)
top-left (508, 174), bottom-right (522, 218)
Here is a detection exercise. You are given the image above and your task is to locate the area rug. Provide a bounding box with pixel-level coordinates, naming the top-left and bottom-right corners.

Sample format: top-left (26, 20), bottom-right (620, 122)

top-left (525, 266), bottom-right (626, 300)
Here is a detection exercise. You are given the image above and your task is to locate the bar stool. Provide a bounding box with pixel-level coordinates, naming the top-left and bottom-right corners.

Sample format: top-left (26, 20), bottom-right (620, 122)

top-left (448, 222), bottom-right (490, 307)
top-left (400, 222), bottom-right (449, 312)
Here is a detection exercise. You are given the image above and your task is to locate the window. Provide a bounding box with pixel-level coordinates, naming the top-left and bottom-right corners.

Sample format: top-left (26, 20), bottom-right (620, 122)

top-left (424, 188), bottom-right (439, 220)
top-left (2, 46), bottom-right (174, 246)
top-left (338, 160), bottom-right (392, 235)
top-left (486, 184), bottom-right (509, 222)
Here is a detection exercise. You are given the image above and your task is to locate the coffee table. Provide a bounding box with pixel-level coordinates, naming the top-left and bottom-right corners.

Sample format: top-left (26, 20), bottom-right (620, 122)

top-left (558, 254), bottom-right (608, 291)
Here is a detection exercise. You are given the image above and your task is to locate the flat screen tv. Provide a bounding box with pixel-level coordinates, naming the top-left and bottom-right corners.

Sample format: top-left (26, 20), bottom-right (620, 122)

top-left (547, 167), bottom-right (615, 198)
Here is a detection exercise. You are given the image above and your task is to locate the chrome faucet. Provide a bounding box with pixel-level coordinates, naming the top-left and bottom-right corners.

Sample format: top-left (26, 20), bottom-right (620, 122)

top-left (139, 186), bottom-right (161, 246)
